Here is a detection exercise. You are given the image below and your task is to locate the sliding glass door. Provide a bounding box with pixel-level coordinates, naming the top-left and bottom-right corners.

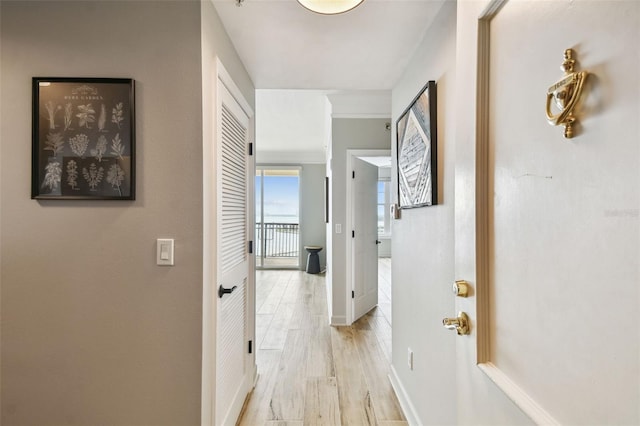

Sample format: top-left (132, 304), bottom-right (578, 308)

top-left (255, 168), bottom-right (300, 269)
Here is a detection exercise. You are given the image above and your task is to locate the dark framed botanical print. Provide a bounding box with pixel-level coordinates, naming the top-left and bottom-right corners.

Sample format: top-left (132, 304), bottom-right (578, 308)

top-left (32, 77), bottom-right (135, 200)
top-left (396, 80), bottom-right (437, 208)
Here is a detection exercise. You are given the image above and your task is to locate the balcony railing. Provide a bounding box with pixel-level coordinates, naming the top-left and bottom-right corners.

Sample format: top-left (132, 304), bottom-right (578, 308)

top-left (255, 222), bottom-right (299, 258)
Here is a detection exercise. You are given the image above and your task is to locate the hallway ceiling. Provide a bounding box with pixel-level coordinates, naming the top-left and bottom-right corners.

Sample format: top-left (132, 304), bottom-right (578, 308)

top-left (212, 0), bottom-right (447, 90)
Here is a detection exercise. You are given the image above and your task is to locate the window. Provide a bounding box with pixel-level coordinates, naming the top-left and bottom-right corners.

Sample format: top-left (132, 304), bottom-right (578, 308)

top-left (377, 179), bottom-right (391, 236)
top-left (255, 167), bottom-right (300, 269)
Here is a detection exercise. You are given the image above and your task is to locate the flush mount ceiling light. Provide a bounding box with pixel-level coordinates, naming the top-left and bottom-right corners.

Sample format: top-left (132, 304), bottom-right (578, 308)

top-left (297, 0), bottom-right (365, 15)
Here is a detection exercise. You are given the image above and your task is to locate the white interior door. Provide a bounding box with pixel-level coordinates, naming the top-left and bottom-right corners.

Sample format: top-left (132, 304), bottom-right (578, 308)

top-left (352, 157), bottom-right (379, 321)
top-left (455, 1), bottom-right (639, 424)
top-left (215, 78), bottom-right (253, 426)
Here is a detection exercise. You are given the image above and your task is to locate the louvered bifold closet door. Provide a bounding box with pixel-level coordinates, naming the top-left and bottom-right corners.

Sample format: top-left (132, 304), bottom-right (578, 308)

top-left (216, 83), bottom-right (249, 426)
top-left (220, 103), bottom-right (247, 273)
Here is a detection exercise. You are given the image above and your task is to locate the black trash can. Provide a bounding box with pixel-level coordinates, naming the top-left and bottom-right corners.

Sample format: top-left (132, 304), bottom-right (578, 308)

top-left (304, 246), bottom-right (323, 274)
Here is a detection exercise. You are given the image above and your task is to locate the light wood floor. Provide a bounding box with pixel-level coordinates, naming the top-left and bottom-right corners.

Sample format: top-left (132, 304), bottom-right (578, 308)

top-left (237, 258), bottom-right (405, 426)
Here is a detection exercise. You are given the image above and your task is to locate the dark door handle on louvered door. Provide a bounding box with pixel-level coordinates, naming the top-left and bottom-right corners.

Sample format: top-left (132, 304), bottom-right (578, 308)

top-left (218, 285), bottom-right (238, 298)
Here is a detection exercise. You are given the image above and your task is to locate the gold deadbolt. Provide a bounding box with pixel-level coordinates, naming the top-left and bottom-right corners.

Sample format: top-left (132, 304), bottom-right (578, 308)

top-left (452, 280), bottom-right (469, 297)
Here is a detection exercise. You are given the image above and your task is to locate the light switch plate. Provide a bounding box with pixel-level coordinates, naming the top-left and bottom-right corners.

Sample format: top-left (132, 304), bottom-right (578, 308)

top-left (157, 238), bottom-right (174, 266)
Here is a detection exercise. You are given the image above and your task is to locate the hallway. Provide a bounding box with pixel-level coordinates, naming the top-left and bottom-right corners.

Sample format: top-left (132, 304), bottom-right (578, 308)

top-left (238, 259), bottom-right (405, 425)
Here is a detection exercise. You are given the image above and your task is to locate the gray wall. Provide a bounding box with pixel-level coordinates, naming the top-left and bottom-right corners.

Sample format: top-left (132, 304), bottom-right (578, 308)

top-left (0, 1), bottom-right (253, 424)
top-left (300, 164), bottom-right (327, 270)
top-left (390, 1), bottom-right (457, 423)
top-left (201, 0), bottom-right (255, 109)
top-left (330, 118), bottom-right (390, 324)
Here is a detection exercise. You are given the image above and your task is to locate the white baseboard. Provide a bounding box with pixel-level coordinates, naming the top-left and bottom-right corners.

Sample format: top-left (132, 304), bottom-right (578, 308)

top-left (389, 365), bottom-right (421, 426)
top-left (330, 315), bottom-right (347, 325)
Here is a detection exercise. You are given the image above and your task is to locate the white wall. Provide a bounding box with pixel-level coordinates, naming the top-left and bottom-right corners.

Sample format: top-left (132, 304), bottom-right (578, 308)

top-left (389, 1), bottom-right (457, 423)
top-left (0, 1), bottom-right (253, 424)
top-left (329, 118), bottom-right (390, 324)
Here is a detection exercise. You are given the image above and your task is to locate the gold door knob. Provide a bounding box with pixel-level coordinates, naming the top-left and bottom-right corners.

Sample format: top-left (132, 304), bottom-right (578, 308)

top-left (442, 312), bottom-right (470, 335)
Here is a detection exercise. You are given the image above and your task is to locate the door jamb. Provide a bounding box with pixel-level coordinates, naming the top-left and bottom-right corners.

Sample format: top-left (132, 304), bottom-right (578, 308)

top-left (345, 149), bottom-right (391, 325)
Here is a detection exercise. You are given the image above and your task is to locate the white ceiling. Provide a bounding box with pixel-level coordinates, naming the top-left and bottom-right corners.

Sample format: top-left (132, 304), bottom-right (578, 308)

top-left (255, 90), bottom-right (329, 163)
top-left (212, 0), bottom-right (447, 90)
top-left (213, 0), bottom-right (446, 161)
top-left (360, 156), bottom-right (392, 168)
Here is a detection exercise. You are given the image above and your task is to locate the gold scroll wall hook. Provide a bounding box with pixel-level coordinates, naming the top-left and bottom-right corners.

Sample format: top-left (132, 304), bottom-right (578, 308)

top-left (546, 49), bottom-right (588, 139)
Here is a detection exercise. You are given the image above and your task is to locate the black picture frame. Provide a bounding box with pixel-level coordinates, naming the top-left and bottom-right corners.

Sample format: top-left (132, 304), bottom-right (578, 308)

top-left (32, 77), bottom-right (135, 200)
top-left (396, 80), bottom-right (437, 209)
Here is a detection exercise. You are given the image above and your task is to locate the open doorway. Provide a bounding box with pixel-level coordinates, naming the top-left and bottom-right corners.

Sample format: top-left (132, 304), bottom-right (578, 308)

top-left (346, 150), bottom-right (393, 331)
top-left (255, 167), bottom-right (301, 269)
top-left (375, 162), bottom-right (393, 332)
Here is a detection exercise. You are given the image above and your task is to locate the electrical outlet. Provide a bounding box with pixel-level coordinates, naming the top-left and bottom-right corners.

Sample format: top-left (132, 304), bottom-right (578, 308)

top-left (407, 348), bottom-right (414, 370)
